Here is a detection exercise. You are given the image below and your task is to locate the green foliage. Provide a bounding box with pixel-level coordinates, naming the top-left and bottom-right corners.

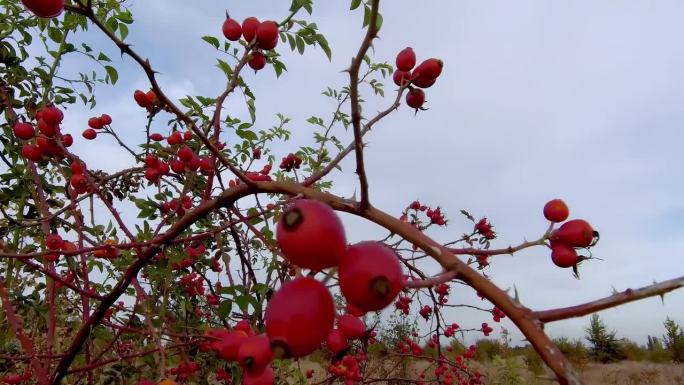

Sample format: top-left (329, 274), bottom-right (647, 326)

top-left (585, 314), bottom-right (625, 363)
top-left (662, 317), bottom-right (684, 362)
top-left (553, 337), bottom-right (589, 367)
top-left (646, 335), bottom-right (671, 363)
top-left (489, 355), bottom-right (526, 385)
top-left (474, 339), bottom-right (503, 362)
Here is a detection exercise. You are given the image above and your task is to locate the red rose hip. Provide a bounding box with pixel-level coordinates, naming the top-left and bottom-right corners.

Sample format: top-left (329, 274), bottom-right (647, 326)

top-left (264, 277), bottom-right (335, 358)
top-left (338, 241), bottom-right (404, 312)
top-left (276, 199), bottom-right (347, 271)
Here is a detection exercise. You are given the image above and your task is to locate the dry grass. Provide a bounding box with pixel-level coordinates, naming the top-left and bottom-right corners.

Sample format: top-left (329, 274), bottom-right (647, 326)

top-left (295, 358), bottom-right (684, 385)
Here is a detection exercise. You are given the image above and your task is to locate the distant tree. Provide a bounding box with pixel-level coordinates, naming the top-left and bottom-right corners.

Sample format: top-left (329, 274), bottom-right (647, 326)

top-left (645, 335), bottom-right (670, 363)
top-left (585, 314), bottom-right (625, 363)
top-left (662, 317), bottom-right (684, 362)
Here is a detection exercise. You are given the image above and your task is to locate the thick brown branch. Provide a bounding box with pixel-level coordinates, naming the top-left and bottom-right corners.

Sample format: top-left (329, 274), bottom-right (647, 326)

top-left (348, 0), bottom-right (380, 211)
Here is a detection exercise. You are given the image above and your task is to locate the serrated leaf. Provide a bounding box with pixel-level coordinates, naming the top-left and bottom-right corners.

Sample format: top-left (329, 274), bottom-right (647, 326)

top-left (216, 59), bottom-right (233, 78)
top-left (202, 36), bottom-right (220, 49)
top-left (104, 65), bottom-right (118, 85)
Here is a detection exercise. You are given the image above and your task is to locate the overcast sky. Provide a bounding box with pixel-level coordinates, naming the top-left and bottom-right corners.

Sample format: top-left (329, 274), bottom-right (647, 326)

top-left (51, 0), bottom-right (684, 345)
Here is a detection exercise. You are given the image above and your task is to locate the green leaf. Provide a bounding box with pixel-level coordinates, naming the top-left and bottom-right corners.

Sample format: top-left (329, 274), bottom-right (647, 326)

top-left (119, 24), bottom-right (128, 40)
top-left (216, 59), bottom-right (233, 78)
top-left (217, 300), bottom-right (232, 319)
top-left (350, 0), bottom-right (362, 10)
top-left (202, 36), bottom-right (220, 49)
top-left (295, 35), bottom-right (305, 54)
top-left (236, 129), bottom-right (258, 141)
top-left (104, 65), bottom-right (118, 85)
top-left (97, 52), bottom-right (111, 62)
top-left (315, 34), bottom-right (332, 61)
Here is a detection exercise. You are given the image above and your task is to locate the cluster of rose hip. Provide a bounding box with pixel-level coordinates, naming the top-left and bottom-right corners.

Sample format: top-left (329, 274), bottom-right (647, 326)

top-left (543, 199), bottom-right (597, 268)
top-left (222, 15), bottom-right (280, 71)
top-left (392, 47), bottom-right (444, 110)
top-left (13, 104), bottom-right (75, 163)
top-left (185, 199), bottom-right (407, 385)
top-left (81, 113), bottom-right (113, 140)
top-left (400, 200), bottom-right (448, 228)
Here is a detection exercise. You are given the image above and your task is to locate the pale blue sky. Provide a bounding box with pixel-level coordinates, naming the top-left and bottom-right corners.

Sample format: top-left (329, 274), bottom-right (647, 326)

top-left (51, 0), bottom-right (684, 345)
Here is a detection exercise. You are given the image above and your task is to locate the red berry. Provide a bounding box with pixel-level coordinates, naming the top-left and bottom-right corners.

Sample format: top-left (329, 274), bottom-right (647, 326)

top-left (20, 0), bottom-right (64, 18)
top-left (170, 159), bottom-right (186, 174)
top-left (543, 199), bottom-right (569, 223)
top-left (238, 335), bottom-right (273, 373)
top-left (45, 233), bottom-right (64, 250)
top-left (256, 21), bottom-right (279, 48)
top-left (406, 88), bottom-right (425, 109)
top-left (61, 133), bottom-right (73, 147)
top-left (144, 154), bottom-right (160, 168)
top-left (411, 75), bottom-right (436, 89)
top-left (167, 131), bottom-right (183, 145)
top-left (38, 119), bottom-right (59, 136)
top-left (100, 114), bottom-right (112, 125)
top-left (249, 52), bottom-right (267, 71)
top-left (40, 105), bottom-right (63, 125)
top-left (252, 147), bottom-right (262, 159)
top-left (82, 128), bottom-right (97, 140)
top-left (144, 168), bottom-right (160, 182)
top-left (156, 162), bottom-right (169, 176)
top-left (88, 117), bottom-right (104, 129)
top-left (259, 37), bottom-right (279, 51)
top-left (551, 243), bottom-right (580, 268)
top-left (242, 17), bottom-right (261, 43)
top-left (216, 330), bottom-right (249, 361)
top-left (235, 320), bottom-right (254, 335)
top-left (552, 219), bottom-right (594, 248)
top-left (326, 329), bottom-right (348, 353)
top-left (393, 70), bottom-right (412, 87)
top-left (70, 161), bottom-right (84, 175)
top-left (338, 314), bottom-right (365, 340)
top-left (21, 144), bottom-right (43, 162)
top-left (222, 17), bottom-right (242, 41)
top-left (183, 131), bottom-right (193, 141)
top-left (149, 133), bottom-right (164, 141)
top-left (13, 122), bottom-right (35, 140)
top-left (134, 90), bottom-right (151, 108)
top-left (146, 90), bottom-right (158, 105)
top-left (70, 173), bottom-right (88, 190)
top-left (345, 303), bottom-right (367, 317)
top-left (276, 199), bottom-right (347, 271)
top-left (396, 47), bottom-right (416, 71)
top-left (415, 58), bottom-right (443, 80)
top-left (242, 367), bottom-right (273, 385)
top-left (265, 277), bottom-right (335, 358)
top-left (338, 241), bottom-right (404, 312)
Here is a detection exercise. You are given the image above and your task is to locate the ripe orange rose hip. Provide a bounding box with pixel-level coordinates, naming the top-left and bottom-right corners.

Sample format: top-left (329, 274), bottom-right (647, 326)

top-left (543, 199), bottom-right (569, 222)
top-left (338, 241), bottom-right (404, 312)
top-left (264, 277), bottom-right (335, 358)
top-left (276, 199), bottom-right (347, 271)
